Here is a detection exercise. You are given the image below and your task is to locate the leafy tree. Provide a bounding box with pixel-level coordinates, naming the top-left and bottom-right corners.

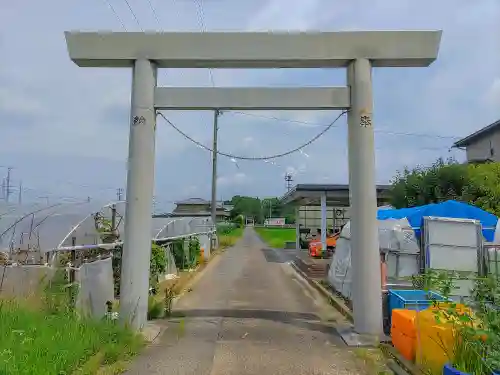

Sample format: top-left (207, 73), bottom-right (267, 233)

top-left (228, 195), bottom-right (295, 224)
top-left (229, 195), bottom-right (263, 223)
top-left (389, 158), bottom-right (500, 217)
top-left (389, 158), bottom-right (469, 208)
top-left (462, 162), bottom-right (500, 216)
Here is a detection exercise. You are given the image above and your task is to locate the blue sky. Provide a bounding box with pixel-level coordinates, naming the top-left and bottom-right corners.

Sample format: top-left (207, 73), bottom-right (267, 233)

top-left (0, 0), bottom-right (499, 212)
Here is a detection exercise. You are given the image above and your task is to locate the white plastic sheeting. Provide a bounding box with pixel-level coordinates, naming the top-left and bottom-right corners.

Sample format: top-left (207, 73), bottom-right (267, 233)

top-left (163, 243), bottom-right (178, 278)
top-left (328, 218), bottom-right (419, 299)
top-left (155, 217), bottom-right (214, 240)
top-left (1, 201), bottom-right (215, 254)
top-left (75, 257), bottom-right (115, 318)
top-left (0, 259), bottom-right (114, 319)
top-left (0, 201), bottom-right (108, 253)
top-left (422, 217), bottom-right (482, 300)
top-left (0, 264), bottom-right (54, 297)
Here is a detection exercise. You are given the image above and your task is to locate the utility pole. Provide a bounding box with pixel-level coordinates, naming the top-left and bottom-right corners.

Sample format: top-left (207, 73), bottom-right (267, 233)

top-left (285, 173), bottom-right (293, 192)
top-left (116, 188), bottom-right (124, 201)
top-left (5, 167), bottom-right (12, 203)
top-left (18, 181), bottom-right (22, 205)
top-left (211, 109), bottom-right (221, 227)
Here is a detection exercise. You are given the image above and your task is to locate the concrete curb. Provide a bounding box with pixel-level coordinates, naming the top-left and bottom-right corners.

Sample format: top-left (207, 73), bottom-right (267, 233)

top-left (289, 260), bottom-right (354, 323)
top-left (289, 260), bottom-right (393, 347)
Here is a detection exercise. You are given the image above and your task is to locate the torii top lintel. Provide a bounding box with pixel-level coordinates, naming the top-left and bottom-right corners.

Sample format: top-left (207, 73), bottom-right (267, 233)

top-left (64, 30), bottom-right (442, 69)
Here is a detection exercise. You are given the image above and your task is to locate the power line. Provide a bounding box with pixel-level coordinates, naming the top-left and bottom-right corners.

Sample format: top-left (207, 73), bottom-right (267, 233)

top-left (101, 0), bottom-right (128, 30)
top-left (146, 0), bottom-right (161, 28)
top-left (193, 0), bottom-right (215, 87)
top-left (228, 111), bottom-right (461, 140)
top-left (157, 110), bottom-right (347, 160)
top-left (122, 0), bottom-right (143, 30)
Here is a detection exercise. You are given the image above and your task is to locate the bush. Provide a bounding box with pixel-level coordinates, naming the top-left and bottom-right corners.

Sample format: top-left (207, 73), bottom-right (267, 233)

top-left (112, 243), bottom-right (168, 298)
top-left (170, 237), bottom-right (200, 270)
top-left (389, 158), bottom-right (500, 216)
top-left (149, 243), bottom-right (167, 292)
top-left (217, 222), bottom-right (238, 235)
top-left (147, 295), bottom-right (164, 320)
top-left (389, 158), bottom-right (468, 208)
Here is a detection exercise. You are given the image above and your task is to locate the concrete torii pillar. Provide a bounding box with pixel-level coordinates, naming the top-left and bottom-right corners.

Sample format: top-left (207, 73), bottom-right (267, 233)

top-left (64, 30), bottom-right (441, 334)
top-left (347, 58), bottom-right (381, 334)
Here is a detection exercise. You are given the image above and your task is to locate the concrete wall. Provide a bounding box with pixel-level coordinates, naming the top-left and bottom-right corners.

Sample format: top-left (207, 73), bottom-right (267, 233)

top-left (465, 129), bottom-right (500, 162)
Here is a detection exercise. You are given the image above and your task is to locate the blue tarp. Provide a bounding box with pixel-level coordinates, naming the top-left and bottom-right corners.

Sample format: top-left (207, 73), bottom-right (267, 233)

top-left (377, 200), bottom-right (498, 242)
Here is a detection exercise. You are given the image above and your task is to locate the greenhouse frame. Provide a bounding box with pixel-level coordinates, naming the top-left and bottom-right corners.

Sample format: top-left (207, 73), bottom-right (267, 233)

top-left (0, 200), bottom-right (215, 264)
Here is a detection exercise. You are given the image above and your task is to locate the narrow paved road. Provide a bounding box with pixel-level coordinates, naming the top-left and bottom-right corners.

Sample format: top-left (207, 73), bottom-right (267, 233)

top-left (125, 228), bottom-right (369, 375)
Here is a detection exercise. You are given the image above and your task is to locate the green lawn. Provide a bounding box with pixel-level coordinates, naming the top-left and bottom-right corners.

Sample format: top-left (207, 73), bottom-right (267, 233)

top-left (0, 300), bottom-right (143, 375)
top-left (255, 227), bottom-right (295, 248)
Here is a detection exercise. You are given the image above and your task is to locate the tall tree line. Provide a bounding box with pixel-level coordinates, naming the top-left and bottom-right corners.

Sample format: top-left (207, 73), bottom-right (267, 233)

top-left (227, 195), bottom-right (295, 224)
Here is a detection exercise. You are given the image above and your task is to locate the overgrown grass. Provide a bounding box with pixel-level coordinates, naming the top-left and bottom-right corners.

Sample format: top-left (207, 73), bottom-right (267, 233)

top-left (0, 269), bottom-right (144, 375)
top-left (218, 227), bottom-right (244, 248)
top-left (255, 227), bottom-right (295, 248)
top-left (0, 299), bottom-right (143, 375)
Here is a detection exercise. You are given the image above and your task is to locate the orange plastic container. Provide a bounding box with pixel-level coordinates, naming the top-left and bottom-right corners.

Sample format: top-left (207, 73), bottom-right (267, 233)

top-left (198, 247), bottom-right (206, 263)
top-left (391, 309), bottom-right (417, 361)
top-left (391, 309), bottom-right (417, 337)
top-left (392, 328), bottom-right (416, 361)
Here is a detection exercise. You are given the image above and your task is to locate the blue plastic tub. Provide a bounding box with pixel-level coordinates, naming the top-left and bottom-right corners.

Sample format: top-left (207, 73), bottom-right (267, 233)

top-left (443, 363), bottom-right (500, 375)
top-left (388, 289), bottom-right (447, 321)
top-left (443, 364), bottom-right (466, 375)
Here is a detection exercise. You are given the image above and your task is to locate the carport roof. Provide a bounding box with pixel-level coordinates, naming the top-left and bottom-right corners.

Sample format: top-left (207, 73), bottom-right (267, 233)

top-left (280, 184), bottom-right (392, 207)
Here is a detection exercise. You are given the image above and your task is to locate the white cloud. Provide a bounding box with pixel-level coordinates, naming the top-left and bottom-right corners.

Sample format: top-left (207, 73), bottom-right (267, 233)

top-left (247, 0), bottom-right (322, 31)
top-left (0, 0), bottom-right (499, 203)
top-left (0, 87), bottom-right (46, 117)
top-left (485, 78), bottom-right (500, 108)
top-left (217, 172), bottom-right (249, 187)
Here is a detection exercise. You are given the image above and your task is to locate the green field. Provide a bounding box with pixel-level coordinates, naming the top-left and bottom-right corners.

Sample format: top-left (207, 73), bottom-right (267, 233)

top-left (255, 227), bottom-right (295, 248)
top-left (0, 299), bottom-right (143, 375)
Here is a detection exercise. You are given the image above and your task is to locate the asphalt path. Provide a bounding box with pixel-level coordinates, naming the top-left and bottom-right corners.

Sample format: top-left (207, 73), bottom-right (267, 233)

top-left (125, 227), bottom-right (369, 375)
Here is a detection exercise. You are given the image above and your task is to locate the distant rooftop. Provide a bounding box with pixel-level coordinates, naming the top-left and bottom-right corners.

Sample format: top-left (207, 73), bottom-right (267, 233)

top-left (174, 198), bottom-right (210, 205)
top-left (453, 119), bottom-right (500, 148)
top-left (174, 197), bottom-right (226, 208)
top-left (281, 183), bottom-right (392, 206)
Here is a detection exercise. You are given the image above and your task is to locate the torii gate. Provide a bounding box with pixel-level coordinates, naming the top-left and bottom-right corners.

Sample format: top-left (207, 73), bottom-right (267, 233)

top-left (64, 30), bottom-right (441, 335)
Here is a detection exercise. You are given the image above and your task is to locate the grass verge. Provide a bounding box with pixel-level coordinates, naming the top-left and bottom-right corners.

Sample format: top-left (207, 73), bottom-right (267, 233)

top-left (0, 299), bottom-right (143, 375)
top-left (218, 227), bottom-right (244, 248)
top-left (352, 348), bottom-right (391, 375)
top-left (254, 227), bottom-right (295, 248)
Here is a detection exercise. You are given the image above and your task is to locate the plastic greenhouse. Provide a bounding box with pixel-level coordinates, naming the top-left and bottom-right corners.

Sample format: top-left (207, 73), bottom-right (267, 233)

top-left (0, 200), bottom-right (215, 263)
